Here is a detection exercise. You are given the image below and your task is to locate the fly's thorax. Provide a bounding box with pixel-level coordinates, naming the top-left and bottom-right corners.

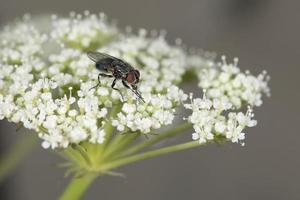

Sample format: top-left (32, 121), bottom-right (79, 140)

top-left (106, 65), bottom-right (115, 74)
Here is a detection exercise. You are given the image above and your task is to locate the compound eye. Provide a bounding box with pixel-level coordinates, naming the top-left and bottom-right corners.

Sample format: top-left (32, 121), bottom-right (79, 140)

top-left (133, 70), bottom-right (140, 83)
top-left (126, 72), bottom-right (136, 84)
top-left (134, 70), bottom-right (140, 78)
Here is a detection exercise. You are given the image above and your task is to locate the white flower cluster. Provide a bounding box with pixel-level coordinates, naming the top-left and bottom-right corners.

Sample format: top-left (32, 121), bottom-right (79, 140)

top-left (0, 12), bottom-right (270, 149)
top-left (186, 50), bottom-right (216, 71)
top-left (51, 11), bottom-right (117, 51)
top-left (0, 19), bottom-right (47, 65)
top-left (112, 85), bottom-right (187, 133)
top-left (47, 48), bottom-right (97, 87)
top-left (184, 93), bottom-right (257, 145)
top-left (0, 77), bottom-right (110, 149)
top-left (0, 13), bottom-right (189, 149)
top-left (195, 56), bottom-right (270, 109)
top-left (0, 19), bottom-right (48, 97)
top-left (185, 53), bottom-right (270, 144)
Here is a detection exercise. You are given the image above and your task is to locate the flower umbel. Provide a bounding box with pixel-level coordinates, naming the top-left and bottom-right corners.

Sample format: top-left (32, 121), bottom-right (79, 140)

top-left (184, 92), bottom-right (257, 145)
top-left (0, 12), bottom-right (270, 200)
top-left (196, 56), bottom-right (270, 108)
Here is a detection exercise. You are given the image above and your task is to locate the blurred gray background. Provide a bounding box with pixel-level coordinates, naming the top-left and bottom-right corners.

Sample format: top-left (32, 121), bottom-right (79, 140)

top-left (0, 0), bottom-right (299, 199)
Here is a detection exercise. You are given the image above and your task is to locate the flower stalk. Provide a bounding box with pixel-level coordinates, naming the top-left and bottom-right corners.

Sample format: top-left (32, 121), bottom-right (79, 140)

top-left (60, 139), bottom-right (202, 200)
top-left (59, 172), bottom-right (98, 200)
top-left (120, 122), bottom-right (193, 157)
top-left (100, 141), bottom-right (202, 172)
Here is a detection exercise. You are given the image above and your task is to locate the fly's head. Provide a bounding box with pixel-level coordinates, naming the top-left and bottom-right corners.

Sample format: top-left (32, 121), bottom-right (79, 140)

top-left (126, 69), bottom-right (144, 102)
top-left (126, 69), bottom-right (140, 86)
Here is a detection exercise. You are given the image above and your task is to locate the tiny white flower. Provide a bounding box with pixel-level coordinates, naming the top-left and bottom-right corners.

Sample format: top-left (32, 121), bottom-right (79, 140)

top-left (70, 127), bottom-right (88, 143)
top-left (43, 115), bottom-right (58, 129)
top-left (215, 121), bottom-right (226, 133)
top-left (122, 103), bottom-right (136, 114)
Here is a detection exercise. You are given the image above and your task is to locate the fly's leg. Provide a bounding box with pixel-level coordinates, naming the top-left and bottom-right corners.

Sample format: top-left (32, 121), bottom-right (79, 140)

top-left (112, 78), bottom-right (124, 102)
top-left (90, 73), bottom-right (113, 91)
top-left (122, 80), bottom-right (131, 89)
top-left (122, 80), bottom-right (145, 103)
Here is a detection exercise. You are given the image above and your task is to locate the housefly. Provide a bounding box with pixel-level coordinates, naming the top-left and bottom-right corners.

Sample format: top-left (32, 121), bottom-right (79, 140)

top-left (87, 51), bottom-right (145, 102)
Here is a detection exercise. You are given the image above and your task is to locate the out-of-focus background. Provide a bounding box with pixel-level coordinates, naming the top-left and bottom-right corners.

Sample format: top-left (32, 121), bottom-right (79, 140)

top-left (0, 0), bottom-right (299, 199)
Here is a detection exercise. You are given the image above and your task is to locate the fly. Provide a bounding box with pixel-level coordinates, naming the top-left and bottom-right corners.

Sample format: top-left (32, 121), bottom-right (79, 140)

top-left (87, 51), bottom-right (145, 103)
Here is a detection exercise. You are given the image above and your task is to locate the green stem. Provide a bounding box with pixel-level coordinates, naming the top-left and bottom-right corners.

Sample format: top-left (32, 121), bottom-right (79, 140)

top-left (62, 147), bottom-right (88, 169)
top-left (120, 123), bottom-right (192, 157)
top-left (0, 133), bottom-right (39, 182)
top-left (59, 173), bottom-right (98, 200)
top-left (103, 132), bottom-right (140, 160)
top-left (101, 141), bottom-right (201, 171)
top-left (71, 144), bottom-right (92, 166)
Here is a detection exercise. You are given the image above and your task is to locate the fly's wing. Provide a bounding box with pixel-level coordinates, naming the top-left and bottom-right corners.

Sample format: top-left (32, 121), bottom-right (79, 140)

top-left (87, 52), bottom-right (119, 71)
top-left (87, 52), bottom-right (113, 63)
top-left (87, 51), bottom-right (122, 63)
top-left (87, 51), bottom-right (133, 72)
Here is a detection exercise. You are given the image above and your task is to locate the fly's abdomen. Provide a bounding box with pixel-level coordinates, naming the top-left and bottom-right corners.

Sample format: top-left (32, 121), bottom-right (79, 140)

top-left (95, 62), bottom-right (107, 71)
top-left (95, 58), bottom-right (114, 71)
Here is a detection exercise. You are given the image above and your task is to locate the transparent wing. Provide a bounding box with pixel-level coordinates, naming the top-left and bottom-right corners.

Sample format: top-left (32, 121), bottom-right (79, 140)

top-left (87, 52), bottom-right (117, 63)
